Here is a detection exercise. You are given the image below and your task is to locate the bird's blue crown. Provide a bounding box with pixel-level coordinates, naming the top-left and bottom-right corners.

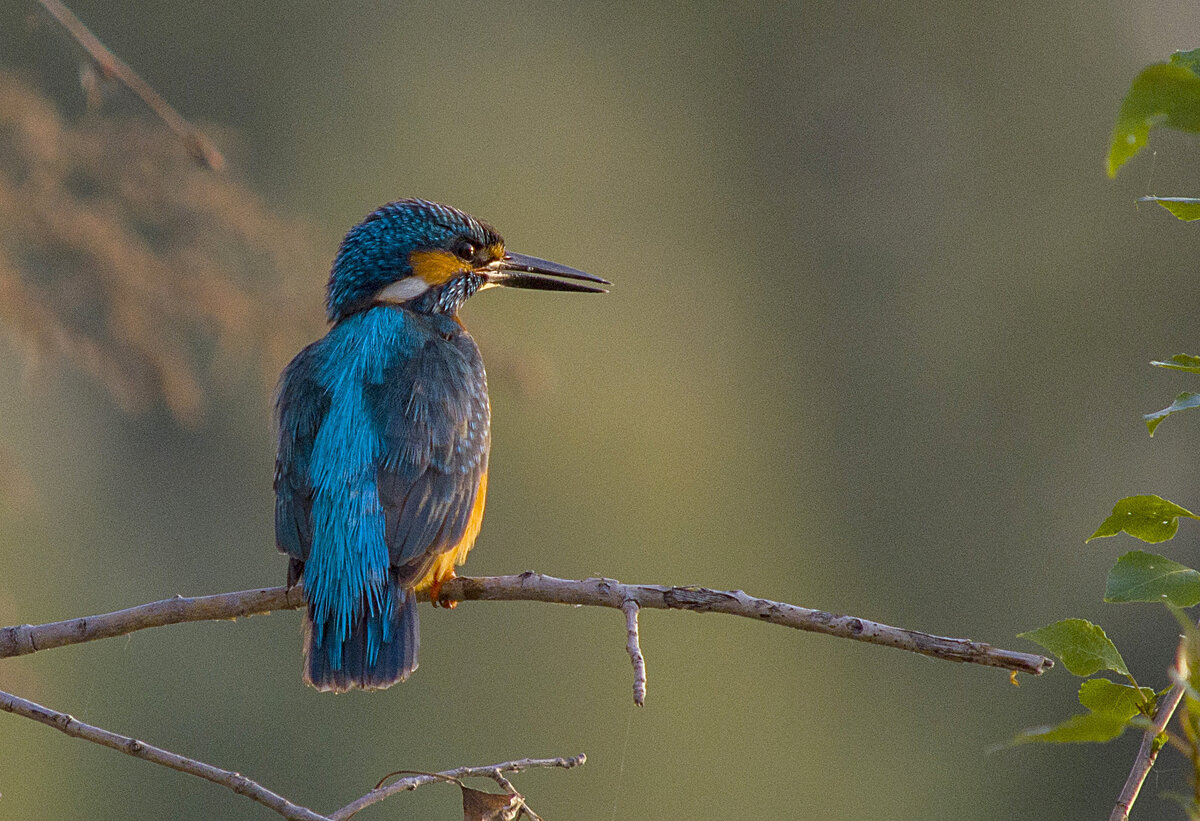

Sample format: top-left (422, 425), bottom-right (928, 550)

top-left (326, 199), bottom-right (502, 321)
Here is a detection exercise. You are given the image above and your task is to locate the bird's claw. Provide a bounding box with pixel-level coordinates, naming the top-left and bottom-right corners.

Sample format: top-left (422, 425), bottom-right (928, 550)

top-left (429, 574), bottom-right (459, 609)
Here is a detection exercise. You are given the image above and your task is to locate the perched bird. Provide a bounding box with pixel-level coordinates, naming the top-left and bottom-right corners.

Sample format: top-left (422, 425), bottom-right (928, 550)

top-left (274, 199), bottom-right (607, 692)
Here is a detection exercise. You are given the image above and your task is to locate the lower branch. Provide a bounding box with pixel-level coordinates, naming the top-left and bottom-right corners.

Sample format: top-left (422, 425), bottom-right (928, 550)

top-left (0, 687), bottom-right (329, 821)
top-left (0, 574), bottom-right (1053, 685)
top-left (330, 755), bottom-right (586, 820)
top-left (2, 685), bottom-right (583, 820)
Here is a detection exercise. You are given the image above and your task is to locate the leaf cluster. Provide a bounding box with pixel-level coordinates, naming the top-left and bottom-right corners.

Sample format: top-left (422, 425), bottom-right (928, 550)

top-left (1016, 367), bottom-right (1200, 813)
top-left (1009, 45), bottom-right (1200, 820)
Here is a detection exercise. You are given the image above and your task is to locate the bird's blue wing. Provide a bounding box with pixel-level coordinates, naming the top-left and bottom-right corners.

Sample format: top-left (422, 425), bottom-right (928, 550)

top-left (368, 330), bottom-right (490, 583)
top-left (274, 339), bottom-right (332, 569)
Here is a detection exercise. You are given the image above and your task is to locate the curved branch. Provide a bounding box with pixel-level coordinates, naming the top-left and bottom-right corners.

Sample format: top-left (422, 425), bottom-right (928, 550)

top-left (1, 683), bottom-right (584, 820)
top-left (0, 687), bottom-right (330, 821)
top-left (330, 755), bottom-right (586, 820)
top-left (0, 574), bottom-right (1053, 677)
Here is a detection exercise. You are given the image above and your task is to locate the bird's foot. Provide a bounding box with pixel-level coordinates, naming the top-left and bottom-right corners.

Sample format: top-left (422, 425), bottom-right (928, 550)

top-left (429, 573), bottom-right (459, 609)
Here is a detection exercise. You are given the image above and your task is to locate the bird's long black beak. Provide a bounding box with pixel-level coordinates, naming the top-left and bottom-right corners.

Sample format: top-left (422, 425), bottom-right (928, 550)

top-left (483, 252), bottom-right (610, 293)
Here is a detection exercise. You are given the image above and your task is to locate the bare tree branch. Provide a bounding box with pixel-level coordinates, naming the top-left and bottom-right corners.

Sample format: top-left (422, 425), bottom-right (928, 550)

top-left (0, 584), bottom-right (307, 657)
top-left (330, 755), bottom-right (586, 821)
top-left (0, 574), bottom-right (1054, 684)
top-left (32, 0), bottom-right (225, 170)
top-left (0, 684), bottom-right (584, 820)
top-left (0, 687), bottom-right (331, 821)
top-left (1109, 630), bottom-right (1191, 821)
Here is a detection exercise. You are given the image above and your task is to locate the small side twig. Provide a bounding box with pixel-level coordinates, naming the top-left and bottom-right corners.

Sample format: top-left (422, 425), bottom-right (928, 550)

top-left (488, 769), bottom-right (542, 819)
top-left (0, 687), bottom-right (329, 821)
top-left (1109, 633), bottom-right (1191, 821)
top-left (329, 755), bottom-right (586, 821)
top-left (33, 0), bottom-right (225, 170)
top-left (623, 598), bottom-right (646, 706)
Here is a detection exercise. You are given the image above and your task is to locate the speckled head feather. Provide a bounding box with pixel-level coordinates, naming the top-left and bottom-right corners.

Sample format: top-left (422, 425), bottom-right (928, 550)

top-left (326, 198), bottom-right (503, 321)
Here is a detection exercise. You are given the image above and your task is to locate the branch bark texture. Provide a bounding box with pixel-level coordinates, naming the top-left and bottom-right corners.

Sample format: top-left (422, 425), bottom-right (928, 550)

top-left (0, 574), bottom-right (1053, 675)
top-left (623, 598), bottom-right (647, 706)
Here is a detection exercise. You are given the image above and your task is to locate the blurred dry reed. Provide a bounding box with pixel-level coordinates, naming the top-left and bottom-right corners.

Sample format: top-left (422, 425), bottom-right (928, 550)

top-left (0, 71), bottom-right (325, 426)
top-left (0, 69), bottom-right (550, 435)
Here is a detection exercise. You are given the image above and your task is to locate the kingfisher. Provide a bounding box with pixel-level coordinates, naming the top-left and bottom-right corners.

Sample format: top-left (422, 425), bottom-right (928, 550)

top-left (273, 198), bottom-right (607, 692)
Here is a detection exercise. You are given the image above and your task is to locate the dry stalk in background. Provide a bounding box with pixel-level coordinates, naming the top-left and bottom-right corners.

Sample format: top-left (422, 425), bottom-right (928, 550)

top-left (0, 72), bottom-right (325, 424)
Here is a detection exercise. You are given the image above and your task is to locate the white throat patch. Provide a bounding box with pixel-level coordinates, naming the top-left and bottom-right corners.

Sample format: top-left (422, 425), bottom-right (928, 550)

top-left (374, 277), bottom-right (431, 304)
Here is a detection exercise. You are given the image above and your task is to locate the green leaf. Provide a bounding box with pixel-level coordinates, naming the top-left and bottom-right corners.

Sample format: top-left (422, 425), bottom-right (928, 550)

top-left (1011, 677), bottom-right (1152, 746)
top-left (1088, 495), bottom-right (1200, 542)
top-left (1013, 712), bottom-right (1131, 744)
top-left (1105, 551), bottom-right (1200, 605)
top-left (1150, 353), bottom-right (1200, 373)
top-left (1019, 619), bottom-right (1129, 677)
top-left (1171, 48), bottom-right (1200, 76)
top-left (1140, 196), bottom-right (1200, 221)
top-left (1145, 392), bottom-right (1200, 436)
top-left (1077, 678), bottom-right (1154, 716)
top-left (1107, 63), bottom-right (1200, 177)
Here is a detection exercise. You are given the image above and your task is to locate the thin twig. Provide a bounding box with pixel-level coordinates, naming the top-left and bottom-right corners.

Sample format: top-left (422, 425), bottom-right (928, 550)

top-left (1138, 196), bottom-right (1200, 205)
top-left (1109, 635), bottom-right (1191, 821)
top-left (0, 687), bottom-right (330, 821)
top-left (329, 755), bottom-right (586, 821)
top-left (489, 771), bottom-right (519, 793)
top-left (0, 575), bottom-right (1052, 676)
top-left (33, 0), bottom-right (225, 170)
top-left (623, 598), bottom-right (646, 706)
top-left (480, 770), bottom-right (545, 821)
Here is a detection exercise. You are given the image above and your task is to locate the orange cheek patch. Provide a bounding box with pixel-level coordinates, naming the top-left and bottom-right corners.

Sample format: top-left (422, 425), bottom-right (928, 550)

top-left (484, 242), bottom-right (505, 263)
top-left (409, 249), bottom-right (466, 285)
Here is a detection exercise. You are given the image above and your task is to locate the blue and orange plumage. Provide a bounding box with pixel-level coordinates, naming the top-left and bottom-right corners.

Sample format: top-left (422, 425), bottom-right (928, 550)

top-left (274, 199), bottom-right (606, 692)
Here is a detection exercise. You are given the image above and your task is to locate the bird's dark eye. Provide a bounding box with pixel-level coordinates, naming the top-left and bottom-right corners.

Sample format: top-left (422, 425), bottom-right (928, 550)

top-left (453, 239), bottom-right (477, 261)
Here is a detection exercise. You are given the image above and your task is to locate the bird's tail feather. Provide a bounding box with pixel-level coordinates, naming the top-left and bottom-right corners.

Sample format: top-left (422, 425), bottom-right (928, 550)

top-left (302, 585), bottom-right (419, 692)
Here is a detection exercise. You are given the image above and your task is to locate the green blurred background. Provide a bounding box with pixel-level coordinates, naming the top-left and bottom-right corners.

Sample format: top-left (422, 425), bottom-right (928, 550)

top-left (2, 2), bottom-right (1199, 818)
